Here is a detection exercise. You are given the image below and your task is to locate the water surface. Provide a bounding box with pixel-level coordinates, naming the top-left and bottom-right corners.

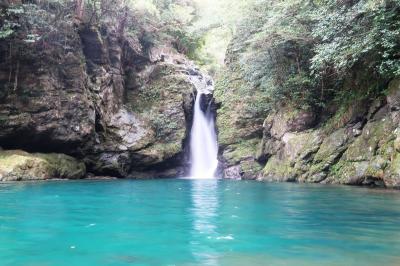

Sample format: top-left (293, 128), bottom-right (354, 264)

top-left (0, 180), bottom-right (399, 265)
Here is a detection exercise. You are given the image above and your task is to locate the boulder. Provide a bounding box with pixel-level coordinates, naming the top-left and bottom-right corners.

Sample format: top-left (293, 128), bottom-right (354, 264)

top-left (268, 107), bottom-right (316, 139)
top-left (0, 150), bottom-right (85, 181)
top-left (261, 130), bottom-right (322, 181)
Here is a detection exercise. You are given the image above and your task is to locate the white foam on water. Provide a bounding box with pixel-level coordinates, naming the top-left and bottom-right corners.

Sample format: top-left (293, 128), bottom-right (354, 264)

top-left (216, 235), bottom-right (234, 240)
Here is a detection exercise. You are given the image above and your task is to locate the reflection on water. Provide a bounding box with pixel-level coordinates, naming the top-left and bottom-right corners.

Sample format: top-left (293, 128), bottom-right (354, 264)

top-left (190, 180), bottom-right (219, 265)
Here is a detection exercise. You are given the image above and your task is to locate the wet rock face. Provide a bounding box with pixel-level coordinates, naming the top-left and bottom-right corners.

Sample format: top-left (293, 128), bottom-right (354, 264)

top-left (217, 75), bottom-right (400, 187)
top-left (0, 24), bottom-right (95, 153)
top-left (256, 99), bottom-right (400, 188)
top-left (267, 108), bottom-right (317, 139)
top-left (0, 23), bottom-right (199, 179)
top-left (198, 93), bottom-right (216, 114)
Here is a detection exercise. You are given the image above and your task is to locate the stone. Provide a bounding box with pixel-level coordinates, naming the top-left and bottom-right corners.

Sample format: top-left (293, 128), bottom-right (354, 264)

top-left (394, 128), bottom-right (400, 152)
top-left (387, 79), bottom-right (400, 111)
top-left (224, 165), bottom-right (242, 180)
top-left (385, 153), bottom-right (400, 188)
top-left (343, 119), bottom-right (394, 162)
top-left (0, 21), bottom-right (200, 178)
top-left (262, 156), bottom-right (297, 182)
top-left (0, 150), bottom-right (85, 181)
top-left (269, 108), bottom-right (316, 139)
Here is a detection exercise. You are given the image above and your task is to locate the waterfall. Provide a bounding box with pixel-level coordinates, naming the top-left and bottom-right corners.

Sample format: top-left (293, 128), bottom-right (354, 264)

top-left (190, 91), bottom-right (219, 179)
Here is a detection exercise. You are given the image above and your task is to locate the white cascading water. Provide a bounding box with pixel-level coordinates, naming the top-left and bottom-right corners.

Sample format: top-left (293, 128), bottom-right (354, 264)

top-left (190, 91), bottom-right (219, 179)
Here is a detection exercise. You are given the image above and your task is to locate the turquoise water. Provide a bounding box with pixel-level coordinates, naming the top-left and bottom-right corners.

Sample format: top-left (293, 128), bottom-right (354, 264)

top-left (0, 180), bottom-right (400, 266)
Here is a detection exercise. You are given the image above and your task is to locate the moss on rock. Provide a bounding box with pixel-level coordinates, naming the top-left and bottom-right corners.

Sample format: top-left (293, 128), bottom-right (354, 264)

top-left (386, 153), bottom-right (400, 187)
top-left (223, 138), bottom-right (260, 164)
top-left (215, 69), bottom-right (265, 147)
top-left (262, 156), bottom-right (297, 182)
top-left (0, 150), bottom-right (86, 181)
top-left (344, 119), bottom-right (394, 162)
top-left (125, 62), bottom-right (193, 171)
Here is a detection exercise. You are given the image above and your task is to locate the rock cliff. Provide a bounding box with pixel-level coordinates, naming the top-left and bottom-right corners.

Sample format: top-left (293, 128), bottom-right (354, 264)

top-left (216, 68), bottom-right (400, 188)
top-left (0, 20), bottom-right (202, 180)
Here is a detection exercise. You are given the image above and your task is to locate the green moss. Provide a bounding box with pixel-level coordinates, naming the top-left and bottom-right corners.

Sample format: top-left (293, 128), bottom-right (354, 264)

top-left (38, 153), bottom-right (86, 179)
top-left (263, 156), bottom-right (296, 180)
top-left (240, 159), bottom-right (262, 179)
top-left (215, 69), bottom-right (266, 146)
top-left (223, 138), bottom-right (260, 164)
top-left (378, 139), bottom-right (395, 159)
top-left (308, 162), bottom-right (328, 177)
top-left (0, 150), bottom-right (85, 181)
top-left (389, 153), bottom-right (400, 176)
top-left (345, 120), bottom-right (393, 162)
top-left (283, 131), bottom-right (322, 162)
top-left (139, 141), bottom-right (183, 163)
top-left (306, 129), bottom-right (348, 181)
top-left (329, 160), bottom-right (362, 184)
top-left (323, 104), bottom-right (357, 134)
top-left (364, 156), bottom-right (387, 179)
top-left (314, 129), bottom-right (347, 162)
top-left (130, 63), bottom-right (190, 113)
top-left (126, 62), bottom-right (190, 165)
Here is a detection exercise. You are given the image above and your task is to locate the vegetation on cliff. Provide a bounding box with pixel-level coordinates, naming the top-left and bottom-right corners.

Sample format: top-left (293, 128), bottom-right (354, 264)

top-left (221, 0), bottom-right (400, 111)
top-left (214, 0), bottom-right (400, 187)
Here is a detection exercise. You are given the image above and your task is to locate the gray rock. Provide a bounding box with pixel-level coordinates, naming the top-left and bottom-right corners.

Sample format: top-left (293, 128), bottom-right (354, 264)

top-left (387, 79), bottom-right (400, 111)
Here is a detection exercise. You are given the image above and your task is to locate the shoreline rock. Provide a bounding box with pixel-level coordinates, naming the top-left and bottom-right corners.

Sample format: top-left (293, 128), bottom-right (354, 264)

top-left (0, 150), bottom-right (86, 181)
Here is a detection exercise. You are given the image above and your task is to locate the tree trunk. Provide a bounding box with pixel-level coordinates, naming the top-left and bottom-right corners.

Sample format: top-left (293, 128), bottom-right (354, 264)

top-left (75, 0), bottom-right (84, 20)
top-left (118, 7), bottom-right (128, 39)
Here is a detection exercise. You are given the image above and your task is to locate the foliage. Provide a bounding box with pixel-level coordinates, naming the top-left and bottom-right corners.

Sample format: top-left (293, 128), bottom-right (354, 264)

top-left (0, 1), bottom-right (77, 45)
top-left (312, 0), bottom-right (400, 80)
top-left (1, 0), bottom-right (399, 112)
top-left (223, 0), bottom-right (400, 112)
top-left (0, 0), bottom-right (204, 58)
top-left (126, 0), bottom-right (202, 56)
top-left (227, 0), bottom-right (318, 110)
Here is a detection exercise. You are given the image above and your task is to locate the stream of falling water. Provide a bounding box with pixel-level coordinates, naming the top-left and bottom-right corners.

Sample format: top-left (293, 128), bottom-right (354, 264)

top-left (190, 88), bottom-right (219, 179)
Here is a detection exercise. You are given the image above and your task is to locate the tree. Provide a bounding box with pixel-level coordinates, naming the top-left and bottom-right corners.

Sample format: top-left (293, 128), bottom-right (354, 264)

top-left (75, 0), bottom-right (85, 20)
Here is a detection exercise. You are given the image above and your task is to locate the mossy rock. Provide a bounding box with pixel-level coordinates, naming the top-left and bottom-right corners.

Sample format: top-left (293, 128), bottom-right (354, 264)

top-left (126, 62), bottom-right (191, 168)
top-left (306, 128), bottom-right (350, 181)
top-left (239, 159), bottom-right (262, 180)
top-left (393, 128), bottom-right (400, 152)
top-left (223, 138), bottom-right (260, 165)
top-left (215, 69), bottom-right (265, 146)
top-left (281, 131), bottom-right (322, 162)
top-left (0, 150), bottom-right (86, 181)
top-left (383, 152), bottom-right (400, 188)
top-left (261, 130), bottom-right (322, 182)
top-left (262, 156), bottom-right (298, 182)
top-left (329, 160), bottom-right (369, 185)
top-left (314, 128), bottom-right (349, 162)
top-left (139, 141), bottom-right (183, 163)
top-left (269, 107), bottom-right (316, 139)
top-left (364, 156), bottom-right (387, 179)
top-left (386, 79), bottom-right (400, 110)
top-left (344, 119), bottom-right (394, 162)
